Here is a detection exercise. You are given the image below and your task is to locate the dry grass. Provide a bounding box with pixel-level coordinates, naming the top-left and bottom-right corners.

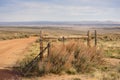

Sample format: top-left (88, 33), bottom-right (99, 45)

top-left (99, 34), bottom-right (120, 41)
top-left (0, 30), bottom-right (31, 40)
top-left (16, 40), bottom-right (103, 76)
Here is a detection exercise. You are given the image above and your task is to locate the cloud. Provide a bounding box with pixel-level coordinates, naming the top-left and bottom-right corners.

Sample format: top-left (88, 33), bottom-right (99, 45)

top-left (0, 0), bottom-right (120, 21)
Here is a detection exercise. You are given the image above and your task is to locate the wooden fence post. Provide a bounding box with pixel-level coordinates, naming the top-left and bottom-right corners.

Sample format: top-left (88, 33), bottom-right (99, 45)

top-left (62, 36), bottom-right (65, 45)
top-left (40, 31), bottom-right (43, 60)
top-left (47, 42), bottom-right (51, 57)
top-left (94, 30), bottom-right (97, 47)
top-left (87, 30), bottom-right (91, 47)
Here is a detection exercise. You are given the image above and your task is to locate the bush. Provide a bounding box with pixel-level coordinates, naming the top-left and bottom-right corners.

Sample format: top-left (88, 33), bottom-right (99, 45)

top-left (71, 42), bottom-right (103, 73)
top-left (16, 41), bottom-right (103, 76)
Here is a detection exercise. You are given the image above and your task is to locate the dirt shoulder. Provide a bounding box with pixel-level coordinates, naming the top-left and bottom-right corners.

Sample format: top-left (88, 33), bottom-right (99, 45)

top-left (22, 74), bottom-right (96, 80)
top-left (0, 37), bottom-right (38, 69)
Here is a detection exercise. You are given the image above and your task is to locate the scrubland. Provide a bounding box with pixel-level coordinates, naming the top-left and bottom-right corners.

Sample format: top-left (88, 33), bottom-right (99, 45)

top-left (0, 26), bottom-right (120, 80)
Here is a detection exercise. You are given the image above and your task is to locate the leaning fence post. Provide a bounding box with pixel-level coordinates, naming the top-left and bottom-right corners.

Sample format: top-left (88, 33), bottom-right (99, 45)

top-left (47, 42), bottom-right (51, 57)
top-left (94, 30), bottom-right (97, 47)
top-left (40, 31), bottom-right (43, 60)
top-left (87, 30), bottom-right (91, 47)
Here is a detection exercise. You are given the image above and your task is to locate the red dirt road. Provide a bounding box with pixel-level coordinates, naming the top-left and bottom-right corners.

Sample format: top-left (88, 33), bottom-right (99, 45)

top-left (0, 37), bottom-right (37, 69)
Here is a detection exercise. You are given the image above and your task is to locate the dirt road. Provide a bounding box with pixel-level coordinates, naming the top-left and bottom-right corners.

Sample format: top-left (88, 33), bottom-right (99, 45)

top-left (0, 37), bottom-right (37, 69)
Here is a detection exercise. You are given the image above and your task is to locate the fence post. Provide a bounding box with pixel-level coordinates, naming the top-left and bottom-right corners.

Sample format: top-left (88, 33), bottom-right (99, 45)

top-left (40, 31), bottom-right (43, 60)
top-left (87, 30), bottom-right (91, 47)
top-left (62, 36), bottom-right (65, 45)
top-left (94, 30), bottom-right (97, 47)
top-left (47, 42), bottom-right (51, 57)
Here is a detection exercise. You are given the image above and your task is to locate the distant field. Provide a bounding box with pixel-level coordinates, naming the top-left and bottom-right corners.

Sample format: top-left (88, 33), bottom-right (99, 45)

top-left (0, 26), bottom-right (120, 40)
top-left (0, 25), bottom-right (120, 33)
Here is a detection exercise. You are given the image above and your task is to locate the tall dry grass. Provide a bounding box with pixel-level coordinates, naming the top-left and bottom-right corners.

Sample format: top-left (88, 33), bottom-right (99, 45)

top-left (38, 41), bottom-right (103, 75)
top-left (16, 40), bottom-right (103, 76)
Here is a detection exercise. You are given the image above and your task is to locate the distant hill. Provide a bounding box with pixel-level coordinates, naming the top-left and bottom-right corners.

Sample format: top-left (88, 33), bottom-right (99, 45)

top-left (0, 21), bottom-right (120, 27)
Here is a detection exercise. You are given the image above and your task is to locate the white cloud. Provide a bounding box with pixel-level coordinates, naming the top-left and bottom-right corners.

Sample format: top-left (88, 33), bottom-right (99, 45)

top-left (0, 0), bottom-right (120, 21)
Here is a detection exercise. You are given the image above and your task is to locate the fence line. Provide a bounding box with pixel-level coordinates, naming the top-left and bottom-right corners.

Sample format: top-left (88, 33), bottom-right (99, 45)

top-left (41, 30), bottom-right (97, 47)
top-left (22, 42), bottom-right (51, 76)
top-left (22, 30), bottom-right (97, 75)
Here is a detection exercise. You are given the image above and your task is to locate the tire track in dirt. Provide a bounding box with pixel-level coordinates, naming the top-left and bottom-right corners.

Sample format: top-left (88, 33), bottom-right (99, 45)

top-left (0, 37), bottom-right (38, 69)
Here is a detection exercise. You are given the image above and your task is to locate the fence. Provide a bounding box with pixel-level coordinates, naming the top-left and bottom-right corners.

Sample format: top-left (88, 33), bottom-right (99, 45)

top-left (41, 30), bottom-right (97, 47)
top-left (22, 42), bottom-right (51, 76)
top-left (39, 30), bottom-right (97, 60)
top-left (22, 30), bottom-right (97, 75)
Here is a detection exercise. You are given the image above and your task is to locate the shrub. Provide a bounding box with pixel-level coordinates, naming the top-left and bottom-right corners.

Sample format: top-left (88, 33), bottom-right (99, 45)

top-left (16, 41), bottom-right (103, 76)
top-left (71, 42), bottom-right (103, 73)
top-left (38, 43), bottom-right (73, 74)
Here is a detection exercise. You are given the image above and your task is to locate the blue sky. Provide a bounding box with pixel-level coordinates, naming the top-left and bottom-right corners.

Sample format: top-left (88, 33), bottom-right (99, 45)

top-left (0, 0), bottom-right (120, 22)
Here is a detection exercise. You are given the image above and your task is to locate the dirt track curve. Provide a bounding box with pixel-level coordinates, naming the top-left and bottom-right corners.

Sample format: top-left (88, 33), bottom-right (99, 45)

top-left (0, 37), bottom-right (37, 69)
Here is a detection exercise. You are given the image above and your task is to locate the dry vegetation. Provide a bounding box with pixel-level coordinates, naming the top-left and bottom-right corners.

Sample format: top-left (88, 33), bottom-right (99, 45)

top-left (0, 26), bottom-right (120, 80)
top-left (15, 40), bottom-right (103, 77)
top-left (98, 33), bottom-right (120, 41)
top-left (0, 30), bottom-right (30, 40)
top-left (16, 37), bottom-right (120, 80)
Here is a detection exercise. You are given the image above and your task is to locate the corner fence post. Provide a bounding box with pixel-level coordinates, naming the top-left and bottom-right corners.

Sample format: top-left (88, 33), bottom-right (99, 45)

top-left (47, 42), bottom-right (51, 57)
top-left (95, 30), bottom-right (97, 47)
top-left (87, 30), bottom-right (91, 47)
top-left (40, 31), bottom-right (43, 60)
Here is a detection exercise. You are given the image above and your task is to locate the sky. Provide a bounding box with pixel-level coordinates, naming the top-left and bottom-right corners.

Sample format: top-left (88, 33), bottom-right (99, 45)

top-left (0, 0), bottom-right (120, 22)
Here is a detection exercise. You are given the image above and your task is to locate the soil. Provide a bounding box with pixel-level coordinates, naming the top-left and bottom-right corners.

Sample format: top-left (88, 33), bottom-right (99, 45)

top-left (105, 58), bottom-right (120, 66)
top-left (22, 74), bottom-right (96, 80)
top-left (0, 37), bottom-right (37, 69)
